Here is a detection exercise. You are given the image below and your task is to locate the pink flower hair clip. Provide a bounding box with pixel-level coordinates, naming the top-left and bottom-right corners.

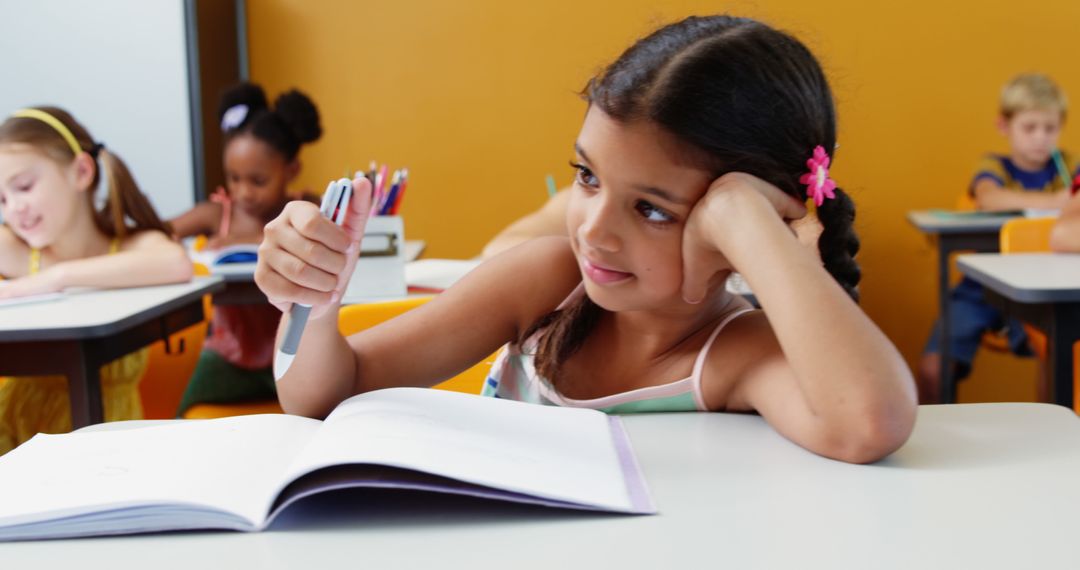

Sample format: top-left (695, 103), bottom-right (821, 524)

top-left (799, 145), bottom-right (837, 206)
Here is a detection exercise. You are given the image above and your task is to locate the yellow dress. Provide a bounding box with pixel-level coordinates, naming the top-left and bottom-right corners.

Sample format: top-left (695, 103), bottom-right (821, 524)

top-left (0, 240), bottom-right (148, 455)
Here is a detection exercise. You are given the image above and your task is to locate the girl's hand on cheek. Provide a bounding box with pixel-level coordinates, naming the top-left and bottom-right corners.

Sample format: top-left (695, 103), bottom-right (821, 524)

top-left (791, 213), bottom-right (825, 264)
top-left (254, 177), bottom-right (373, 318)
top-left (681, 173), bottom-right (807, 304)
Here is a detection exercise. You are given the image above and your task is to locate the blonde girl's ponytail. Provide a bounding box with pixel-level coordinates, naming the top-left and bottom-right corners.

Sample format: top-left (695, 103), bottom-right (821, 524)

top-left (94, 145), bottom-right (171, 238)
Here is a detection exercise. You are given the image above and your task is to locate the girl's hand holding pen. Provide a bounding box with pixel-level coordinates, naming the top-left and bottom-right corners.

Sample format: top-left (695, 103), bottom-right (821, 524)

top-left (256, 176), bottom-right (373, 319)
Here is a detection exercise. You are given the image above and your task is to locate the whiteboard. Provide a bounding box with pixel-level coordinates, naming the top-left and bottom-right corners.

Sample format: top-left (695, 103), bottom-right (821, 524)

top-left (0, 0), bottom-right (195, 219)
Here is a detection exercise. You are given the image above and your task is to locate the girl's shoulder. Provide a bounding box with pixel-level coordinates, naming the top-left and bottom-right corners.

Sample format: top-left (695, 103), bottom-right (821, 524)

top-left (696, 307), bottom-right (784, 411)
top-left (0, 225), bottom-right (30, 278)
top-left (117, 227), bottom-right (181, 252)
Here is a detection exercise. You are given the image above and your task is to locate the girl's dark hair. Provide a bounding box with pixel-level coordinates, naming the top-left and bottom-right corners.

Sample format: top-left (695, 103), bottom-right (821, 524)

top-left (0, 106), bottom-right (170, 239)
top-left (218, 82), bottom-right (322, 161)
top-left (529, 15), bottom-right (861, 382)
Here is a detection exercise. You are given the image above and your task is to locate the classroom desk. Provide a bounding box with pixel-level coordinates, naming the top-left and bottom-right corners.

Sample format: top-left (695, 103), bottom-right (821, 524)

top-left (958, 252), bottom-right (1080, 408)
top-left (907, 210), bottom-right (1019, 403)
top-left (5, 402), bottom-right (1080, 569)
top-left (0, 277), bottom-right (224, 428)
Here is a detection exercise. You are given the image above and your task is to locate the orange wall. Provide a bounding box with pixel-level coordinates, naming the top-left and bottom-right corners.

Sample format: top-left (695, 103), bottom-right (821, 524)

top-left (247, 0), bottom-right (1080, 402)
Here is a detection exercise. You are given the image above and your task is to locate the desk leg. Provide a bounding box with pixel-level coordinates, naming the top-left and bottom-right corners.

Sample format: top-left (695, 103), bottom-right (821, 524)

top-left (1047, 305), bottom-right (1080, 409)
top-left (937, 243), bottom-right (956, 404)
top-left (64, 343), bottom-right (103, 429)
top-left (933, 233), bottom-right (1002, 404)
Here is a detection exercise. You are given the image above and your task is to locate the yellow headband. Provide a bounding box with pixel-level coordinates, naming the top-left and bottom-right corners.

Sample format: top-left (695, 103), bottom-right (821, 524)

top-left (11, 108), bottom-right (83, 157)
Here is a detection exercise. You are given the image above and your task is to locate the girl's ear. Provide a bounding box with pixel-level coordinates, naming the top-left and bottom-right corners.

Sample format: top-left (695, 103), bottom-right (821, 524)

top-left (71, 151), bottom-right (97, 193)
top-left (285, 159), bottom-right (301, 184)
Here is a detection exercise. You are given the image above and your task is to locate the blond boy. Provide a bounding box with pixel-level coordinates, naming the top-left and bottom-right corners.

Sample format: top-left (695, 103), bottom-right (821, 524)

top-left (918, 74), bottom-right (1079, 403)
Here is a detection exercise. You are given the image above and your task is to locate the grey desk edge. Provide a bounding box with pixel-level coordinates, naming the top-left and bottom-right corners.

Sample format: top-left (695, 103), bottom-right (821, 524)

top-left (957, 256), bottom-right (1080, 304)
top-left (0, 278), bottom-right (225, 342)
top-left (906, 211), bottom-right (1017, 234)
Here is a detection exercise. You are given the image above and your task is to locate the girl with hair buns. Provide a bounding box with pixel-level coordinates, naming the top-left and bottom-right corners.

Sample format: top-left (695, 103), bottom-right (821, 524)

top-left (256, 15), bottom-right (917, 464)
top-left (171, 82), bottom-right (323, 415)
top-left (0, 106), bottom-right (192, 454)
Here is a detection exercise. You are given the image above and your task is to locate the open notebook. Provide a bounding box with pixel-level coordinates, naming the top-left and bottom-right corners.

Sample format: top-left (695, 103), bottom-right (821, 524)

top-left (187, 243), bottom-right (259, 267)
top-left (0, 387), bottom-right (654, 541)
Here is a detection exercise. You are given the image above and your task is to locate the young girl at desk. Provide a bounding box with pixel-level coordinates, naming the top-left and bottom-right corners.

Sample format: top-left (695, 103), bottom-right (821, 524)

top-left (0, 107), bottom-right (192, 454)
top-left (170, 83), bottom-right (322, 416)
top-left (256, 15), bottom-right (917, 463)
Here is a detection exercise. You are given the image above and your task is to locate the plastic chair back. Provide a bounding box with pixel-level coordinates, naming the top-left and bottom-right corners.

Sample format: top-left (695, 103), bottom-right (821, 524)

top-left (1000, 217), bottom-right (1056, 254)
top-left (999, 217), bottom-right (1057, 360)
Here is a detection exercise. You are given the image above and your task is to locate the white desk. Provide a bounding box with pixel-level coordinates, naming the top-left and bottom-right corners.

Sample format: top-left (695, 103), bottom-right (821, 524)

top-left (0, 277), bottom-right (224, 427)
top-left (907, 210), bottom-right (1020, 404)
top-left (6, 403), bottom-right (1080, 568)
top-left (958, 252), bottom-right (1080, 407)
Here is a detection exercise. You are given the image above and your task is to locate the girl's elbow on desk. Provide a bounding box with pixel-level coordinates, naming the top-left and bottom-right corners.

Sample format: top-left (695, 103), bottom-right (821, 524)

top-left (819, 397), bottom-right (917, 464)
top-left (172, 257), bottom-right (195, 283)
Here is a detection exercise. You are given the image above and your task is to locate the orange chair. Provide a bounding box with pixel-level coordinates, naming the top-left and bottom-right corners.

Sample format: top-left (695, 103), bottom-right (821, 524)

top-left (998, 217), bottom-right (1080, 410)
top-left (953, 193), bottom-right (1012, 352)
top-left (999, 216), bottom-right (1055, 253)
top-left (138, 264), bottom-right (214, 419)
top-left (999, 217), bottom-right (1056, 359)
top-left (182, 295), bottom-right (497, 419)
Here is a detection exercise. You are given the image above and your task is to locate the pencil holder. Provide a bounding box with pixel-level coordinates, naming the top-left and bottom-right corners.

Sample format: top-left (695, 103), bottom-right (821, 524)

top-left (343, 215), bottom-right (406, 302)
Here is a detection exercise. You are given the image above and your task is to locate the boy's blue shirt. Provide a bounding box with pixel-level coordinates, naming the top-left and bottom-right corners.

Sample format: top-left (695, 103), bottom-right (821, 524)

top-left (970, 151), bottom-right (1079, 193)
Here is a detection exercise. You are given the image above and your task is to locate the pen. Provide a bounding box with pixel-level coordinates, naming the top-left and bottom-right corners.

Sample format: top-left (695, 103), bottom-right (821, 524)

top-left (380, 170), bottom-right (402, 215)
top-left (273, 177), bottom-right (353, 380)
top-left (375, 164), bottom-right (389, 198)
top-left (390, 168), bottom-right (409, 215)
top-left (1052, 149), bottom-right (1071, 191)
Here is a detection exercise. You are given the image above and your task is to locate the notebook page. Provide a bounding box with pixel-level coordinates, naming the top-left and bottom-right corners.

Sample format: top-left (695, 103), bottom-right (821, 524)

top-left (275, 388), bottom-right (632, 513)
top-left (0, 414), bottom-right (320, 529)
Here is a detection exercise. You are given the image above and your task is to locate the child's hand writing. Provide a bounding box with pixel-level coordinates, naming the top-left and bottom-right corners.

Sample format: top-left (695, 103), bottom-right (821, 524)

top-left (255, 176), bottom-right (373, 318)
top-left (681, 172), bottom-right (808, 304)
